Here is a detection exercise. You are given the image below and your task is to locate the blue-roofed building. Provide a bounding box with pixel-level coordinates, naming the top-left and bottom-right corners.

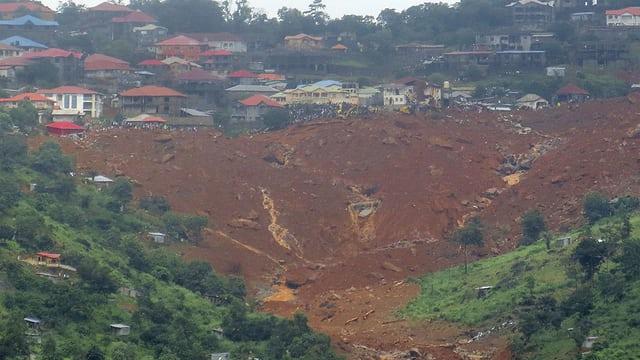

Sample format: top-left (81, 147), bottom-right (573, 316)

top-left (311, 79), bottom-right (341, 88)
top-left (0, 36), bottom-right (47, 51)
top-left (0, 15), bottom-right (58, 27)
top-left (0, 15), bottom-right (58, 44)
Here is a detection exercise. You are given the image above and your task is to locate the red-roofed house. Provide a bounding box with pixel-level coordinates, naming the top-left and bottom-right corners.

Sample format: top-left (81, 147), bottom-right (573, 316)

top-left (85, 53), bottom-right (131, 79)
top-left (138, 58), bottom-right (168, 72)
top-left (38, 86), bottom-right (103, 119)
top-left (0, 2), bottom-right (55, 20)
top-left (45, 121), bottom-right (85, 136)
top-left (155, 35), bottom-right (205, 61)
top-left (555, 83), bottom-right (590, 103)
top-left (257, 73), bottom-right (286, 82)
top-left (228, 69), bottom-right (257, 85)
top-left (120, 85), bottom-right (187, 116)
top-left (175, 68), bottom-right (223, 83)
top-left (232, 94), bottom-right (284, 125)
top-left (36, 252), bottom-right (61, 264)
top-left (606, 7), bottom-right (640, 26)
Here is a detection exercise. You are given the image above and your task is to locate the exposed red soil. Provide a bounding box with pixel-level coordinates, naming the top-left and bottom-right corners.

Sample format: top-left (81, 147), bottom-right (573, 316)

top-left (36, 97), bottom-right (640, 359)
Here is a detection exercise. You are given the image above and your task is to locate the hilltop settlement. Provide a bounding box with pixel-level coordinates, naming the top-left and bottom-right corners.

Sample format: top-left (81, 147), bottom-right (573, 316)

top-left (0, 0), bottom-right (637, 134)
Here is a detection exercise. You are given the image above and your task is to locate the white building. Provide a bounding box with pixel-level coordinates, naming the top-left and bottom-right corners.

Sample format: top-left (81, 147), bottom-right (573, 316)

top-left (37, 86), bottom-right (103, 119)
top-left (381, 84), bottom-right (413, 109)
top-left (188, 32), bottom-right (247, 53)
top-left (606, 7), bottom-right (640, 27)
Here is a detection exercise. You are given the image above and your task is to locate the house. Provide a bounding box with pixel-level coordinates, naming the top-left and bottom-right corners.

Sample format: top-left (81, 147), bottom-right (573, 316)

top-left (570, 11), bottom-right (596, 23)
top-left (506, 0), bottom-right (555, 31)
top-left (155, 35), bottom-right (205, 61)
top-left (225, 84), bottom-right (279, 97)
top-left (200, 49), bottom-right (233, 73)
top-left (0, 43), bottom-right (21, 59)
top-left (148, 232), bottom-right (166, 243)
top-left (555, 83), bottom-right (589, 103)
top-left (84, 53), bottom-right (131, 80)
top-left (0, 92), bottom-right (53, 110)
top-left (0, 35), bottom-right (46, 51)
top-left (86, 2), bottom-right (133, 23)
top-left (133, 24), bottom-right (168, 52)
top-left (23, 48), bottom-right (84, 83)
top-left (516, 94), bottom-right (549, 110)
top-left (381, 84), bottom-right (413, 109)
top-left (185, 32), bottom-right (247, 53)
top-left (424, 83), bottom-right (443, 108)
top-left (123, 113), bottom-right (167, 127)
top-left (232, 94), bottom-right (284, 125)
top-left (175, 68), bottom-right (224, 102)
top-left (227, 69), bottom-right (257, 85)
top-left (357, 87), bottom-right (383, 107)
top-left (278, 82), bottom-right (360, 105)
top-left (171, 108), bottom-right (213, 127)
top-left (137, 59), bottom-right (168, 73)
top-left (120, 85), bottom-right (187, 116)
top-left (394, 43), bottom-right (446, 60)
top-left (110, 324), bottom-right (130, 336)
top-left (111, 10), bottom-right (157, 40)
top-left (331, 43), bottom-right (348, 53)
top-left (162, 56), bottom-right (201, 74)
top-left (494, 50), bottom-right (546, 68)
top-left (86, 175), bottom-right (114, 188)
top-left (211, 353), bottom-right (230, 360)
top-left (38, 86), bottom-right (103, 119)
top-left (0, 2), bottom-right (55, 20)
top-left (0, 55), bottom-right (30, 80)
top-left (0, 15), bottom-right (58, 43)
top-left (284, 33), bottom-right (323, 51)
top-left (443, 51), bottom-right (493, 71)
top-left (546, 65), bottom-right (566, 77)
top-left (606, 7), bottom-right (640, 27)
top-left (45, 121), bottom-right (85, 135)
top-left (24, 317), bottom-right (41, 337)
top-left (36, 252), bottom-right (60, 265)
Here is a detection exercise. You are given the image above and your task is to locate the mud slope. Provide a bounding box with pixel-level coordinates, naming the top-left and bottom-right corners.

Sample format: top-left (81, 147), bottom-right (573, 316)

top-left (43, 98), bottom-right (640, 358)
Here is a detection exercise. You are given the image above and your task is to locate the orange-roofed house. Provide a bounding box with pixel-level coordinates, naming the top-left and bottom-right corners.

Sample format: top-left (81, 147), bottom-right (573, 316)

top-left (84, 53), bottom-right (131, 79)
top-left (87, 1), bottom-right (133, 22)
top-left (155, 35), bottom-right (205, 61)
top-left (0, 2), bottom-right (55, 20)
top-left (120, 85), bottom-right (187, 116)
top-left (284, 33), bottom-right (324, 51)
top-left (38, 86), bottom-right (103, 119)
top-left (0, 92), bottom-right (54, 110)
top-left (232, 94), bottom-right (284, 125)
top-left (36, 252), bottom-right (61, 264)
top-left (331, 43), bottom-right (348, 53)
top-left (0, 55), bottom-right (31, 79)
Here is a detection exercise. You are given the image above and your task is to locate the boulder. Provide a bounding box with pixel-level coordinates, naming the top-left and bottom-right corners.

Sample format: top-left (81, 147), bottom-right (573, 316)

top-left (227, 218), bottom-right (261, 231)
top-left (153, 134), bottom-right (173, 143)
top-left (382, 261), bottom-right (402, 273)
top-left (161, 153), bottom-right (175, 163)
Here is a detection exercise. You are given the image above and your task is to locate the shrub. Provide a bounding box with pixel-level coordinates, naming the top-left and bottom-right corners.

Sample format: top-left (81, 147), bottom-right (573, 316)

top-left (521, 209), bottom-right (546, 245)
top-left (583, 192), bottom-right (611, 224)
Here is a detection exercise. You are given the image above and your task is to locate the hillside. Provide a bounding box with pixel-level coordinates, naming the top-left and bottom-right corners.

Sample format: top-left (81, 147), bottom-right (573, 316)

top-left (37, 96), bottom-right (640, 358)
top-left (404, 209), bottom-right (640, 359)
top-left (0, 136), bottom-right (341, 359)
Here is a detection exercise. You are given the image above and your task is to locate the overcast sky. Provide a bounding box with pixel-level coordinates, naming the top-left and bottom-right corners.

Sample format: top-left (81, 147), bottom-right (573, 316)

top-left (43, 0), bottom-right (448, 17)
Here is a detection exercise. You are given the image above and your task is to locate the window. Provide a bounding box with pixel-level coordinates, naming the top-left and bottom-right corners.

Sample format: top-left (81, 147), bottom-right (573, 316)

top-left (71, 95), bottom-right (77, 109)
top-left (63, 95), bottom-right (69, 108)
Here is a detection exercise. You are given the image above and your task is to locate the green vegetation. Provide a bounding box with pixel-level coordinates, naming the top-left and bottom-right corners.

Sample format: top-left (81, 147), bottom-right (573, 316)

top-left (405, 195), bottom-right (640, 359)
top-left (0, 131), bottom-right (341, 359)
